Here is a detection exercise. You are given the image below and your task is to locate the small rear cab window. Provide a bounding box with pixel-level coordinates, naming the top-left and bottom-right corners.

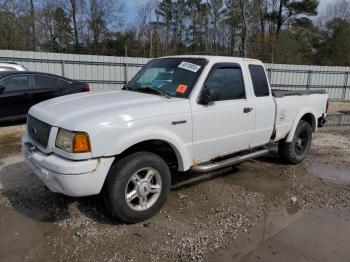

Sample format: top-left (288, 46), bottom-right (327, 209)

top-left (249, 64), bottom-right (270, 97)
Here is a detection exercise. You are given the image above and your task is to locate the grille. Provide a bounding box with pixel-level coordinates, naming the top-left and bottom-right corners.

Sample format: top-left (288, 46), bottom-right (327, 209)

top-left (27, 115), bottom-right (51, 147)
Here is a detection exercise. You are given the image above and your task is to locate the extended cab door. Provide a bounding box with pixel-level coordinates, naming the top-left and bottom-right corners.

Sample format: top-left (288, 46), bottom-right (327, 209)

top-left (191, 63), bottom-right (255, 162)
top-left (247, 63), bottom-right (275, 147)
top-left (0, 74), bottom-right (31, 120)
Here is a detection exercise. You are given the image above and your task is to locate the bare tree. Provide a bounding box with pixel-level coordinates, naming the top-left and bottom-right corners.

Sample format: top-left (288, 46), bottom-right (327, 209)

top-left (137, 0), bottom-right (156, 57)
top-left (39, 1), bottom-right (72, 51)
top-left (210, 0), bottom-right (224, 54)
top-left (239, 0), bottom-right (248, 57)
top-left (70, 0), bottom-right (80, 52)
top-left (29, 0), bottom-right (36, 50)
top-left (317, 0), bottom-right (350, 27)
top-left (58, 0), bottom-right (84, 53)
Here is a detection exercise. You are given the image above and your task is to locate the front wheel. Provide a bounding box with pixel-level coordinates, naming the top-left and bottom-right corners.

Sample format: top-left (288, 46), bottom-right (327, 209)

top-left (103, 151), bottom-right (171, 223)
top-left (278, 120), bottom-right (312, 164)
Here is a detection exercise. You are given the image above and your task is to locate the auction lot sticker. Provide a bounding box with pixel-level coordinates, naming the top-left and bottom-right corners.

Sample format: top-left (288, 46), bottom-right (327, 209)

top-left (176, 84), bottom-right (188, 94)
top-left (178, 61), bottom-right (201, 73)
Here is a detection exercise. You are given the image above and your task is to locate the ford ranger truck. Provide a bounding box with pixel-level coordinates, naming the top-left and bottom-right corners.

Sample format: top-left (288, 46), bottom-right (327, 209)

top-left (22, 56), bottom-right (328, 223)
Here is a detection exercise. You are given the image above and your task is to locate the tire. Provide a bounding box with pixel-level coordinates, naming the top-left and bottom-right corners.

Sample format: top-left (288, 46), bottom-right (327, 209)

top-left (103, 151), bottom-right (171, 223)
top-left (278, 120), bottom-right (312, 164)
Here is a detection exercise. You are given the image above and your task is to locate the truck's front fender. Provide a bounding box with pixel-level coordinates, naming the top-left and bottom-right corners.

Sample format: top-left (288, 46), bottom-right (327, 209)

top-left (103, 127), bottom-right (193, 171)
top-left (285, 108), bottom-right (317, 143)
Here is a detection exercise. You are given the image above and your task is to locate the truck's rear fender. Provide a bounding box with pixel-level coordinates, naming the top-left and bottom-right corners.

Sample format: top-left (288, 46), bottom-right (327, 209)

top-left (103, 128), bottom-right (192, 171)
top-left (285, 108), bottom-right (317, 143)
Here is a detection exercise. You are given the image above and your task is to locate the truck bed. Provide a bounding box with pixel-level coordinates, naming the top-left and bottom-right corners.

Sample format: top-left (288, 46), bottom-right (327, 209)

top-left (272, 89), bottom-right (326, 98)
top-left (272, 91), bottom-right (328, 141)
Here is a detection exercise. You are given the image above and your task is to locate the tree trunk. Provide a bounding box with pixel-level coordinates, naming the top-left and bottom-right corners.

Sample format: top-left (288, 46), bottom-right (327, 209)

top-left (70, 0), bottom-right (79, 53)
top-left (276, 0), bottom-right (284, 36)
top-left (240, 0), bottom-right (248, 57)
top-left (30, 0), bottom-right (36, 51)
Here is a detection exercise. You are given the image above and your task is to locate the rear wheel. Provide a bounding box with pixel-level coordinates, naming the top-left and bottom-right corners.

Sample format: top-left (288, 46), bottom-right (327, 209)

top-left (278, 120), bottom-right (312, 164)
top-left (103, 151), bottom-right (171, 223)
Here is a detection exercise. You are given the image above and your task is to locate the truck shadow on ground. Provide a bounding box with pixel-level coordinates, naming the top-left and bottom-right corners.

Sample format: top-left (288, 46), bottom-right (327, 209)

top-left (255, 150), bottom-right (288, 166)
top-left (0, 152), bottom-right (287, 225)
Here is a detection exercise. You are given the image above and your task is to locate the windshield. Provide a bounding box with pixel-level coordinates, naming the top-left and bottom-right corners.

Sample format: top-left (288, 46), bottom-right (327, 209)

top-left (126, 58), bottom-right (207, 98)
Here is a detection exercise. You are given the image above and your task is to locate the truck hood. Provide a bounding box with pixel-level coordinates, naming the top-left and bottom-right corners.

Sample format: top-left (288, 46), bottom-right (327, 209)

top-left (29, 90), bottom-right (190, 130)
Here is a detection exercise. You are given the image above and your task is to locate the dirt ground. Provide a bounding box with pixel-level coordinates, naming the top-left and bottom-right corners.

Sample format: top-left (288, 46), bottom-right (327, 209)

top-left (0, 102), bottom-right (350, 262)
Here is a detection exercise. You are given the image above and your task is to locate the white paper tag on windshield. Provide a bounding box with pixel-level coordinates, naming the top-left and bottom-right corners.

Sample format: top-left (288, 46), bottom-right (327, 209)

top-left (178, 61), bottom-right (201, 73)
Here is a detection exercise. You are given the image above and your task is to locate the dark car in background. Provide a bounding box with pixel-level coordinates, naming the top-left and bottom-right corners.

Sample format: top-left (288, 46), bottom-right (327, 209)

top-left (0, 71), bottom-right (90, 122)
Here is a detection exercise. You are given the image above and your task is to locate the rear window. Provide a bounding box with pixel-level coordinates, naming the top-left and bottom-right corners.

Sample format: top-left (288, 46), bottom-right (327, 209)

top-left (249, 65), bottom-right (270, 97)
top-left (33, 75), bottom-right (68, 89)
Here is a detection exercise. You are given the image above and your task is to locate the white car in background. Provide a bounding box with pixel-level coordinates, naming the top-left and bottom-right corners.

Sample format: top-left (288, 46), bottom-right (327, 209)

top-left (0, 62), bottom-right (28, 72)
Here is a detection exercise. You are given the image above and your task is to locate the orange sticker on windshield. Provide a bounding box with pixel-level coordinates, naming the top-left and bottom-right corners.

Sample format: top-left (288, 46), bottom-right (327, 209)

top-left (176, 84), bottom-right (188, 94)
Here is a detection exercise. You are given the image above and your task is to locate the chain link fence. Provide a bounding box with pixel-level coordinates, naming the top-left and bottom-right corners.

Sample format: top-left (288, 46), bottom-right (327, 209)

top-left (0, 50), bottom-right (349, 100)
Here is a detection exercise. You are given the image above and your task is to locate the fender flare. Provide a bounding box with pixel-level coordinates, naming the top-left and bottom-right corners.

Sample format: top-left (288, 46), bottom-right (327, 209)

top-left (103, 127), bottom-right (192, 171)
top-left (285, 108), bottom-right (317, 143)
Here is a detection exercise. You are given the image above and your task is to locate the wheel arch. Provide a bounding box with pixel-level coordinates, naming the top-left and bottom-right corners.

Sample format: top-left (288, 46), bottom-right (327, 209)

top-left (103, 129), bottom-right (192, 171)
top-left (285, 109), bottom-right (317, 143)
top-left (116, 139), bottom-right (183, 171)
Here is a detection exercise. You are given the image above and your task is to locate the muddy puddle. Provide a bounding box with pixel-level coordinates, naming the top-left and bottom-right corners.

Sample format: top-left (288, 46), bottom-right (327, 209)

top-left (0, 133), bottom-right (22, 159)
top-left (219, 167), bottom-right (288, 200)
top-left (308, 162), bottom-right (350, 184)
top-left (171, 164), bottom-right (288, 200)
top-left (0, 124), bottom-right (25, 159)
top-left (206, 207), bottom-right (350, 262)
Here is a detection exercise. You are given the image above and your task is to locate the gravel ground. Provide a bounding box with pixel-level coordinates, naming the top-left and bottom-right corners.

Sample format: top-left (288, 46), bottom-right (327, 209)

top-left (0, 102), bottom-right (349, 262)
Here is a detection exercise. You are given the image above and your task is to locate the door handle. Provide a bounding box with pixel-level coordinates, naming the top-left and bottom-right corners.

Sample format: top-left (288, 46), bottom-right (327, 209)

top-left (243, 107), bottom-right (253, 113)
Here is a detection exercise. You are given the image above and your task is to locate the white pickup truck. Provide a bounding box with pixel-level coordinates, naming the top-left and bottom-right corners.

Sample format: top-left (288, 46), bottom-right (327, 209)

top-left (22, 56), bottom-right (328, 223)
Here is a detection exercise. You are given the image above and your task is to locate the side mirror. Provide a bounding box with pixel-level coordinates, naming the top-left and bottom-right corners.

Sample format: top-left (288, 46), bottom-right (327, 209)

top-left (0, 85), bottom-right (5, 95)
top-left (198, 85), bottom-right (221, 105)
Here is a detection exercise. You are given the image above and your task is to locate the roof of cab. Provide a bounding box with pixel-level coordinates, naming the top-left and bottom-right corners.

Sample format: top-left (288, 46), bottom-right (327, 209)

top-left (158, 55), bottom-right (263, 65)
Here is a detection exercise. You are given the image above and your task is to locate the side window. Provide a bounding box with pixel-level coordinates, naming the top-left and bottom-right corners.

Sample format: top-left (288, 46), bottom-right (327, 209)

top-left (249, 64), bottom-right (270, 97)
top-left (33, 75), bottom-right (67, 89)
top-left (0, 75), bottom-right (30, 92)
top-left (206, 67), bottom-right (245, 101)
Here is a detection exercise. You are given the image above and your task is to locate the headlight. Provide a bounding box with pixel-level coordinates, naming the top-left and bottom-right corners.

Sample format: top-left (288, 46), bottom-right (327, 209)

top-left (55, 129), bottom-right (91, 153)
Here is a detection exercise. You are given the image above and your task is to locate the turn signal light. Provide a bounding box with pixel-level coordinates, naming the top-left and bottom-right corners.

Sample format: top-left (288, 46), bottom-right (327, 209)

top-left (73, 133), bottom-right (91, 153)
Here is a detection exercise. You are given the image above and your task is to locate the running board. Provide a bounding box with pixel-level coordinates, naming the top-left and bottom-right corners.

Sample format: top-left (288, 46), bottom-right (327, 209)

top-left (190, 149), bottom-right (269, 173)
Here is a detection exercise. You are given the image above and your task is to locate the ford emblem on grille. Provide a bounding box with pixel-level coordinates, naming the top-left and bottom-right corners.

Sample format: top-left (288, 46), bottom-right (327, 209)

top-left (31, 126), bottom-right (37, 135)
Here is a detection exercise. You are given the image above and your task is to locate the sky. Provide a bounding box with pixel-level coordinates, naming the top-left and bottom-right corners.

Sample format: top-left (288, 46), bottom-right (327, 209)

top-left (121, 0), bottom-right (346, 25)
top-left (123, 0), bottom-right (144, 24)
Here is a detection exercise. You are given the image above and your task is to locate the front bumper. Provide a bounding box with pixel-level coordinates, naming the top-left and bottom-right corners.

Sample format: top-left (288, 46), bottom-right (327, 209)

top-left (22, 135), bottom-right (114, 197)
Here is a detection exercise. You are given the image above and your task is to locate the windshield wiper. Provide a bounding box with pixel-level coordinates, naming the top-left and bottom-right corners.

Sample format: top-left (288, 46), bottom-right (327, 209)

top-left (137, 86), bottom-right (171, 99)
